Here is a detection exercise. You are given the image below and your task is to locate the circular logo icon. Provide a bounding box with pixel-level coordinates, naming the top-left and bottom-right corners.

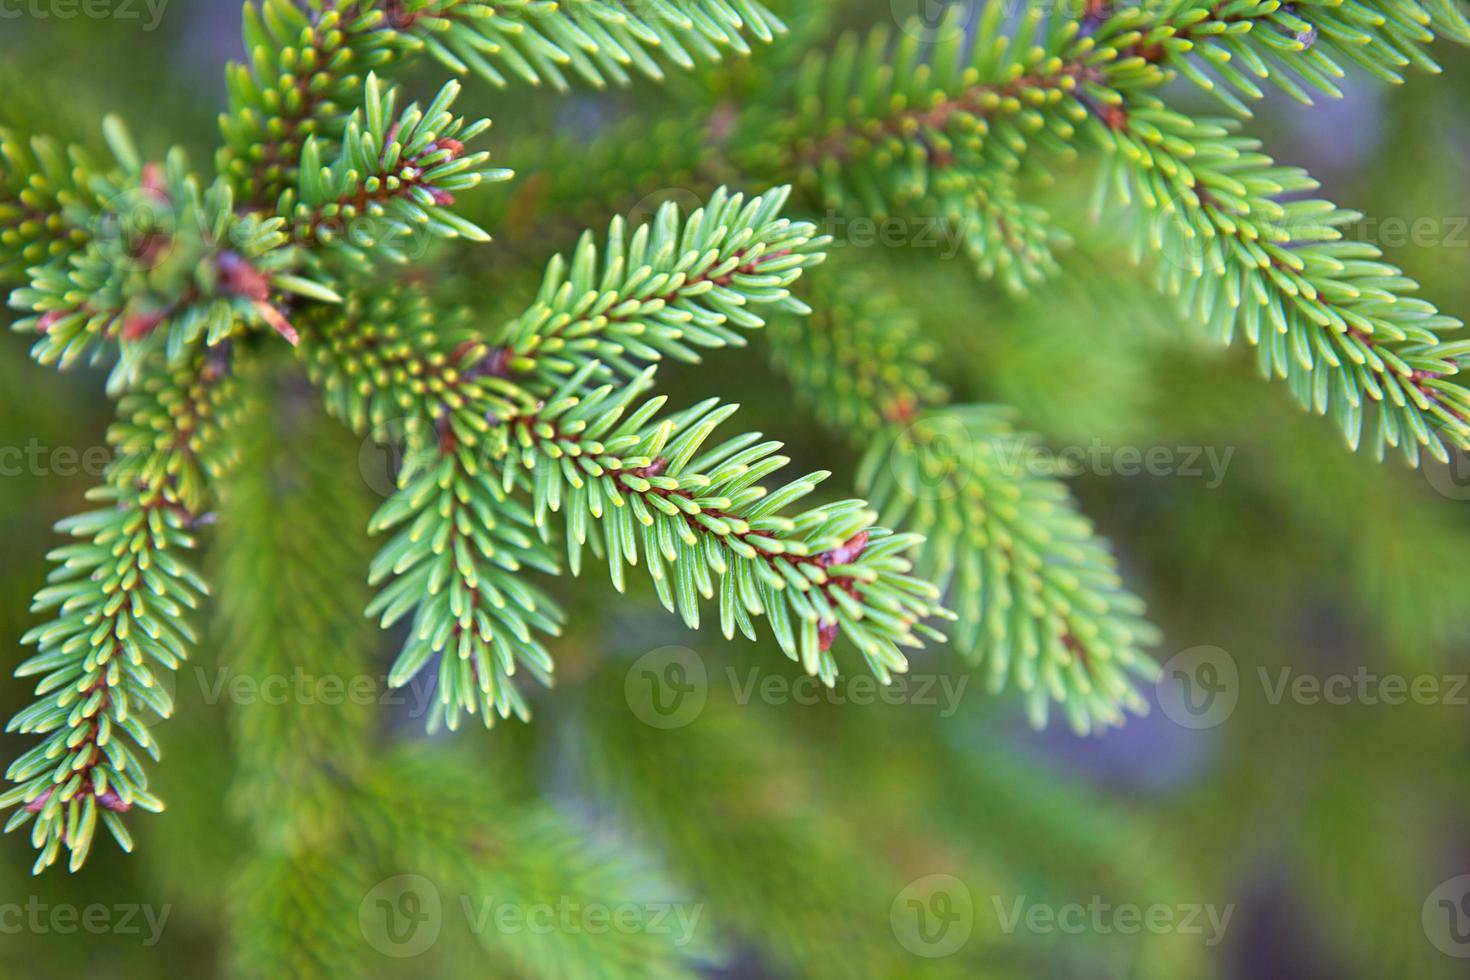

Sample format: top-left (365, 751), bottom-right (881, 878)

top-left (1148, 189), bottom-right (1217, 276)
top-left (1422, 449), bottom-right (1470, 501)
top-left (1156, 645), bottom-right (1238, 729)
top-left (1424, 875), bottom-right (1470, 957)
top-left (95, 184), bottom-right (180, 274)
top-left (359, 874), bottom-right (442, 958)
top-left (892, 414), bottom-right (976, 502)
top-left (624, 646), bottom-right (708, 730)
top-left (358, 416), bottom-right (438, 497)
top-left (891, 874), bottom-right (973, 958)
top-left (335, 212), bottom-right (436, 262)
top-left (891, 0), bottom-right (977, 41)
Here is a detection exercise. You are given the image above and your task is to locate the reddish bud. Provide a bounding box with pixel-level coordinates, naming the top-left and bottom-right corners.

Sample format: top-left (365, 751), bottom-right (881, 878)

top-left (140, 162), bottom-right (167, 200)
top-left (121, 309), bottom-right (166, 341)
top-left (883, 397), bottom-right (918, 425)
top-left (820, 531), bottom-right (869, 568)
top-left (1097, 104), bottom-right (1129, 129)
top-left (463, 346), bottom-right (512, 380)
top-left (216, 251), bottom-right (271, 302)
top-left (1061, 633), bottom-right (1090, 668)
top-left (384, 0), bottom-right (417, 29)
top-left (628, 457), bottom-right (669, 480)
top-left (255, 301), bottom-right (299, 346)
top-left (436, 415), bottom-right (457, 455)
top-left (96, 789), bottom-right (131, 813)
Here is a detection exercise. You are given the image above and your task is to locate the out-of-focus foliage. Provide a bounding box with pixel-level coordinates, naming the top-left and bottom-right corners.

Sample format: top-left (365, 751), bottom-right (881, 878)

top-left (3, 1), bottom-right (1470, 978)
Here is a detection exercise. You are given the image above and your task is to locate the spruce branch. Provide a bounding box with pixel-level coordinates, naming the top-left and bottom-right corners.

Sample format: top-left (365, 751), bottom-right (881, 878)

top-left (297, 186), bottom-right (917, 720)
top-left (0, 128), bottom-right (102, 286)
top-left (738, 2), bottom-right (1470, 463)
top-left (9, 0), bottom-right (1470, 887)
top-left (394, 0), bottom-right (787, 91)
top-left (769, 0), bottom-right (1470, 202)
top-left (496, 185), bottom-right (829, 393)
top-left (492, 363), bottom-right (950, 681)
top-left (218, 0), bottom-right (400, 207)
top-left (366, 448), bottom-right (565, 731)
top-left (282, 73), bottom-right (510, 258)
top-left (9, 120), bottom-right (338, 382)
top-left (1, 350), bottom-right (244, 872)
top-left (771, 267), bottom-right (1159, 732)
top-left (858, 406), bottom-right (1160, 733)
top-left (1100, 100), bottom-right (1470, 463)
top-left (217, 0), bottom-right (785, 206)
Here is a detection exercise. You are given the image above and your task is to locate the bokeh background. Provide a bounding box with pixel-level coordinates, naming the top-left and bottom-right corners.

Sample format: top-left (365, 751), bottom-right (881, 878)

top-left (3, 1), bottom-right (1470, 977)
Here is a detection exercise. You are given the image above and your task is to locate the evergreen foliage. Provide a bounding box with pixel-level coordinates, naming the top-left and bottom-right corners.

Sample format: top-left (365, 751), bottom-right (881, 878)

top-left (4, 0), bottom-right (1470, 895)
top-left (1, 352), bottom-right (242, 872)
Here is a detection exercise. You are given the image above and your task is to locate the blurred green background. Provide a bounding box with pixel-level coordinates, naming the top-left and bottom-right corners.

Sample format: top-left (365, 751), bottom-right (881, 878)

top-left (3, 1), bottom-right (1470, 977)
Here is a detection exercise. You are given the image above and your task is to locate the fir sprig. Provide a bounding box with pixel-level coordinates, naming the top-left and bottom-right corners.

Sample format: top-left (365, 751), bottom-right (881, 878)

top-left (493, 363), bottom-right (951, 681)
top-left (739, 2), bottom-right (1470, 461)
top-left (217, 0), bottom-right (786, 207)
top-left (7, 0), bottom-right (1470, 878)
top-left (772, 267), bottom-right (1158, 732)
top-left (366, 449), bottom-right (564, 731)
top-left (1103, 101), bottom-right (1470, 463)
top-left (282, 73), bottom-right (509, 258)
top-left (395, 0), bottom-right (787, 91)
top-left (1, 351), bottom-right (244, 872)
top-left (858, 406), bottom-right (1160, 733)
top-left (7, 121), bottom-right (331, 383)
top-left (0, 128), bottom-right (101, 284)
top-left (497, 185), bottom-right (830, 392)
